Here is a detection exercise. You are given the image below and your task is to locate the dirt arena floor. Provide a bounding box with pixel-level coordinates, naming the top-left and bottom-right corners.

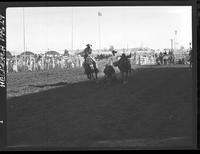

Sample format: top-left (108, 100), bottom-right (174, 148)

top-left (6, 64), bottom-right (195, 149)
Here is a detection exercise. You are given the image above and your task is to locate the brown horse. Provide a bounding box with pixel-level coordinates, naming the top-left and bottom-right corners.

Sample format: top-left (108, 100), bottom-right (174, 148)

top-left (113, 54), bottom-right (132, 83)
top-left (83, 61), bottom-right (98, 80)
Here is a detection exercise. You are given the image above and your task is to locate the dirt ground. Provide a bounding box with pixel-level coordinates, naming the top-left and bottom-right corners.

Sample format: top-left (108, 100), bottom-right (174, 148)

top-left (6, 64), bottom-right (195, 149)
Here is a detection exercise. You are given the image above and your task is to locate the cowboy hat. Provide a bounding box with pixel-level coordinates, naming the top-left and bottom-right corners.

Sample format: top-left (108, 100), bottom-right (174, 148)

top-left (86, 44), bottom-right (92, 47)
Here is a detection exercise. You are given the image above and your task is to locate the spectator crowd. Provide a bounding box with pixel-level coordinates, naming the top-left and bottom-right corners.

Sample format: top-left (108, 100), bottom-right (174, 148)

top-left (6, 53), bottom-right (84, 73)
top-left (5, 48), bottom-right (191, 73)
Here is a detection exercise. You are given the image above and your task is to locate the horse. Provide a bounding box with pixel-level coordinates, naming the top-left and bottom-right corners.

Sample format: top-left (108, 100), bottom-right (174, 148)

top-left (83, 59), bottom-right (98, 80)
top-left (103, 64), bottom-right (116, 82)
top-left (113, 56), bottom-right (132, 84)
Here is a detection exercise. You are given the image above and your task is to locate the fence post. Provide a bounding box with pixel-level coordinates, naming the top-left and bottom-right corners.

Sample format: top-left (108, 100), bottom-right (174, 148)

top-left (139, 55), bottom-right (141, 65)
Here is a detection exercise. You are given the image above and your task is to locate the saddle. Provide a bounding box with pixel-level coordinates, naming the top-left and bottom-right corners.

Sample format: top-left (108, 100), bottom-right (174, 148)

top-left (85, 56), bottom-right (95, 65)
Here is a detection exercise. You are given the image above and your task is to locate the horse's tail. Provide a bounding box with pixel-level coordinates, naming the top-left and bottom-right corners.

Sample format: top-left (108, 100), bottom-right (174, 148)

top-left (85, 56), bottom-right (96, 65)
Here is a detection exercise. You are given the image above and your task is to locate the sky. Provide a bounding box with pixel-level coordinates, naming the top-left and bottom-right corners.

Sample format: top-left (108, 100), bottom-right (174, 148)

top-left (6, 6), bottom-right (192, 54)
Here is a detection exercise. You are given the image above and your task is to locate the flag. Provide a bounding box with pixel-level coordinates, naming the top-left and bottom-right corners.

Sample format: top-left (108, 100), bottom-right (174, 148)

top-left (98, 12), bottom-right (102, 16)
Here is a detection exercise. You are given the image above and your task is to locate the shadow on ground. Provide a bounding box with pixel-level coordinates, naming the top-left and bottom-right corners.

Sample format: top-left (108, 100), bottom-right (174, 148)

top-left (7, 67), bottom-right (194, 148)
top-left (29, 82), bottom-right (69, 88)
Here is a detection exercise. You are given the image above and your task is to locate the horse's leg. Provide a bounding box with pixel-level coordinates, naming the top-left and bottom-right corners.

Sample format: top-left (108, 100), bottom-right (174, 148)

top-left (125, 71), bottom-right (128, 83)
top-left (87, 73), bottom-right (90, 80)
top-left (91, 71), bottom-right (95, 80)
top-left (95, 72), bottom-right (98, 79)
top-left (129, 69), bottom-right (131, 76)
top-left (92, 70), bottom-right (95, 80)
top-left (87, 69), bottom-right (92, 80)
top-left (121, 71), bottom-right (124, 83)
top-left (122, 72), bottom-right (126, 83)
top-left (89, 73), bottom-right (92, 80)
top-left (93, 73), bottom-right (95, 80)
top-left (90, 72), bottom-right (93, 80)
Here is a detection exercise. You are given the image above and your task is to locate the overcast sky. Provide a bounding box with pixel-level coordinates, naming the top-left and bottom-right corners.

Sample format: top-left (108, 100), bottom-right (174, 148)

top-left (6, 6), bottom-right (192, 54)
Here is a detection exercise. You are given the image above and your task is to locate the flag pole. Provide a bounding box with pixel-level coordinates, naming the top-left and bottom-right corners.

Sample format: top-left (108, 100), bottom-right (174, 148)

top-left (174, 30), bottom-right (178, 51)
top-left (22, 7), bottom-right (26, 71)
top-left (23, 7), bottom-right (25, 54)
top-left (71, 8), bottom-right (74, 53)
top-left (98, 11), bottom-right (101, 55)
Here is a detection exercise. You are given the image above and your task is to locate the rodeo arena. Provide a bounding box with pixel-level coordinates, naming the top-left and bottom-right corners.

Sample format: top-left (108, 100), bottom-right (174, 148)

top-left (6, 45), bottom-right (195, 148)
top-left (5, 7), bottom-right (195, 148)
top-left (6, 42), bottom-right (194, 148)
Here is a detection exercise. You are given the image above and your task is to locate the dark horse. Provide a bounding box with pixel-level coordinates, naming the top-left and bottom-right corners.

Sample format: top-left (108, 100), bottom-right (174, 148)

top-left (83, 60), bottom-right (98, 80)
top-left (103, 64), bottom-right (116, 82)
top-left (113, 53), bottom-right (132, 83)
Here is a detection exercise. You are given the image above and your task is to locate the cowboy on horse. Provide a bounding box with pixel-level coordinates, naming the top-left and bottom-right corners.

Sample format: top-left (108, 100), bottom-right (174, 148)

top-left (81, 44), bottom-right (99, 79)
top-left (83, 44), bottom-right (92, 59)
top-left (83, 44), bottom-right (96, 66)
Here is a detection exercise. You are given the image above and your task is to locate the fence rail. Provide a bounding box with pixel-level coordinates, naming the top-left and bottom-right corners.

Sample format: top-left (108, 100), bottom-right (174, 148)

top-left (6, 53), bottom-right (190, 73)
